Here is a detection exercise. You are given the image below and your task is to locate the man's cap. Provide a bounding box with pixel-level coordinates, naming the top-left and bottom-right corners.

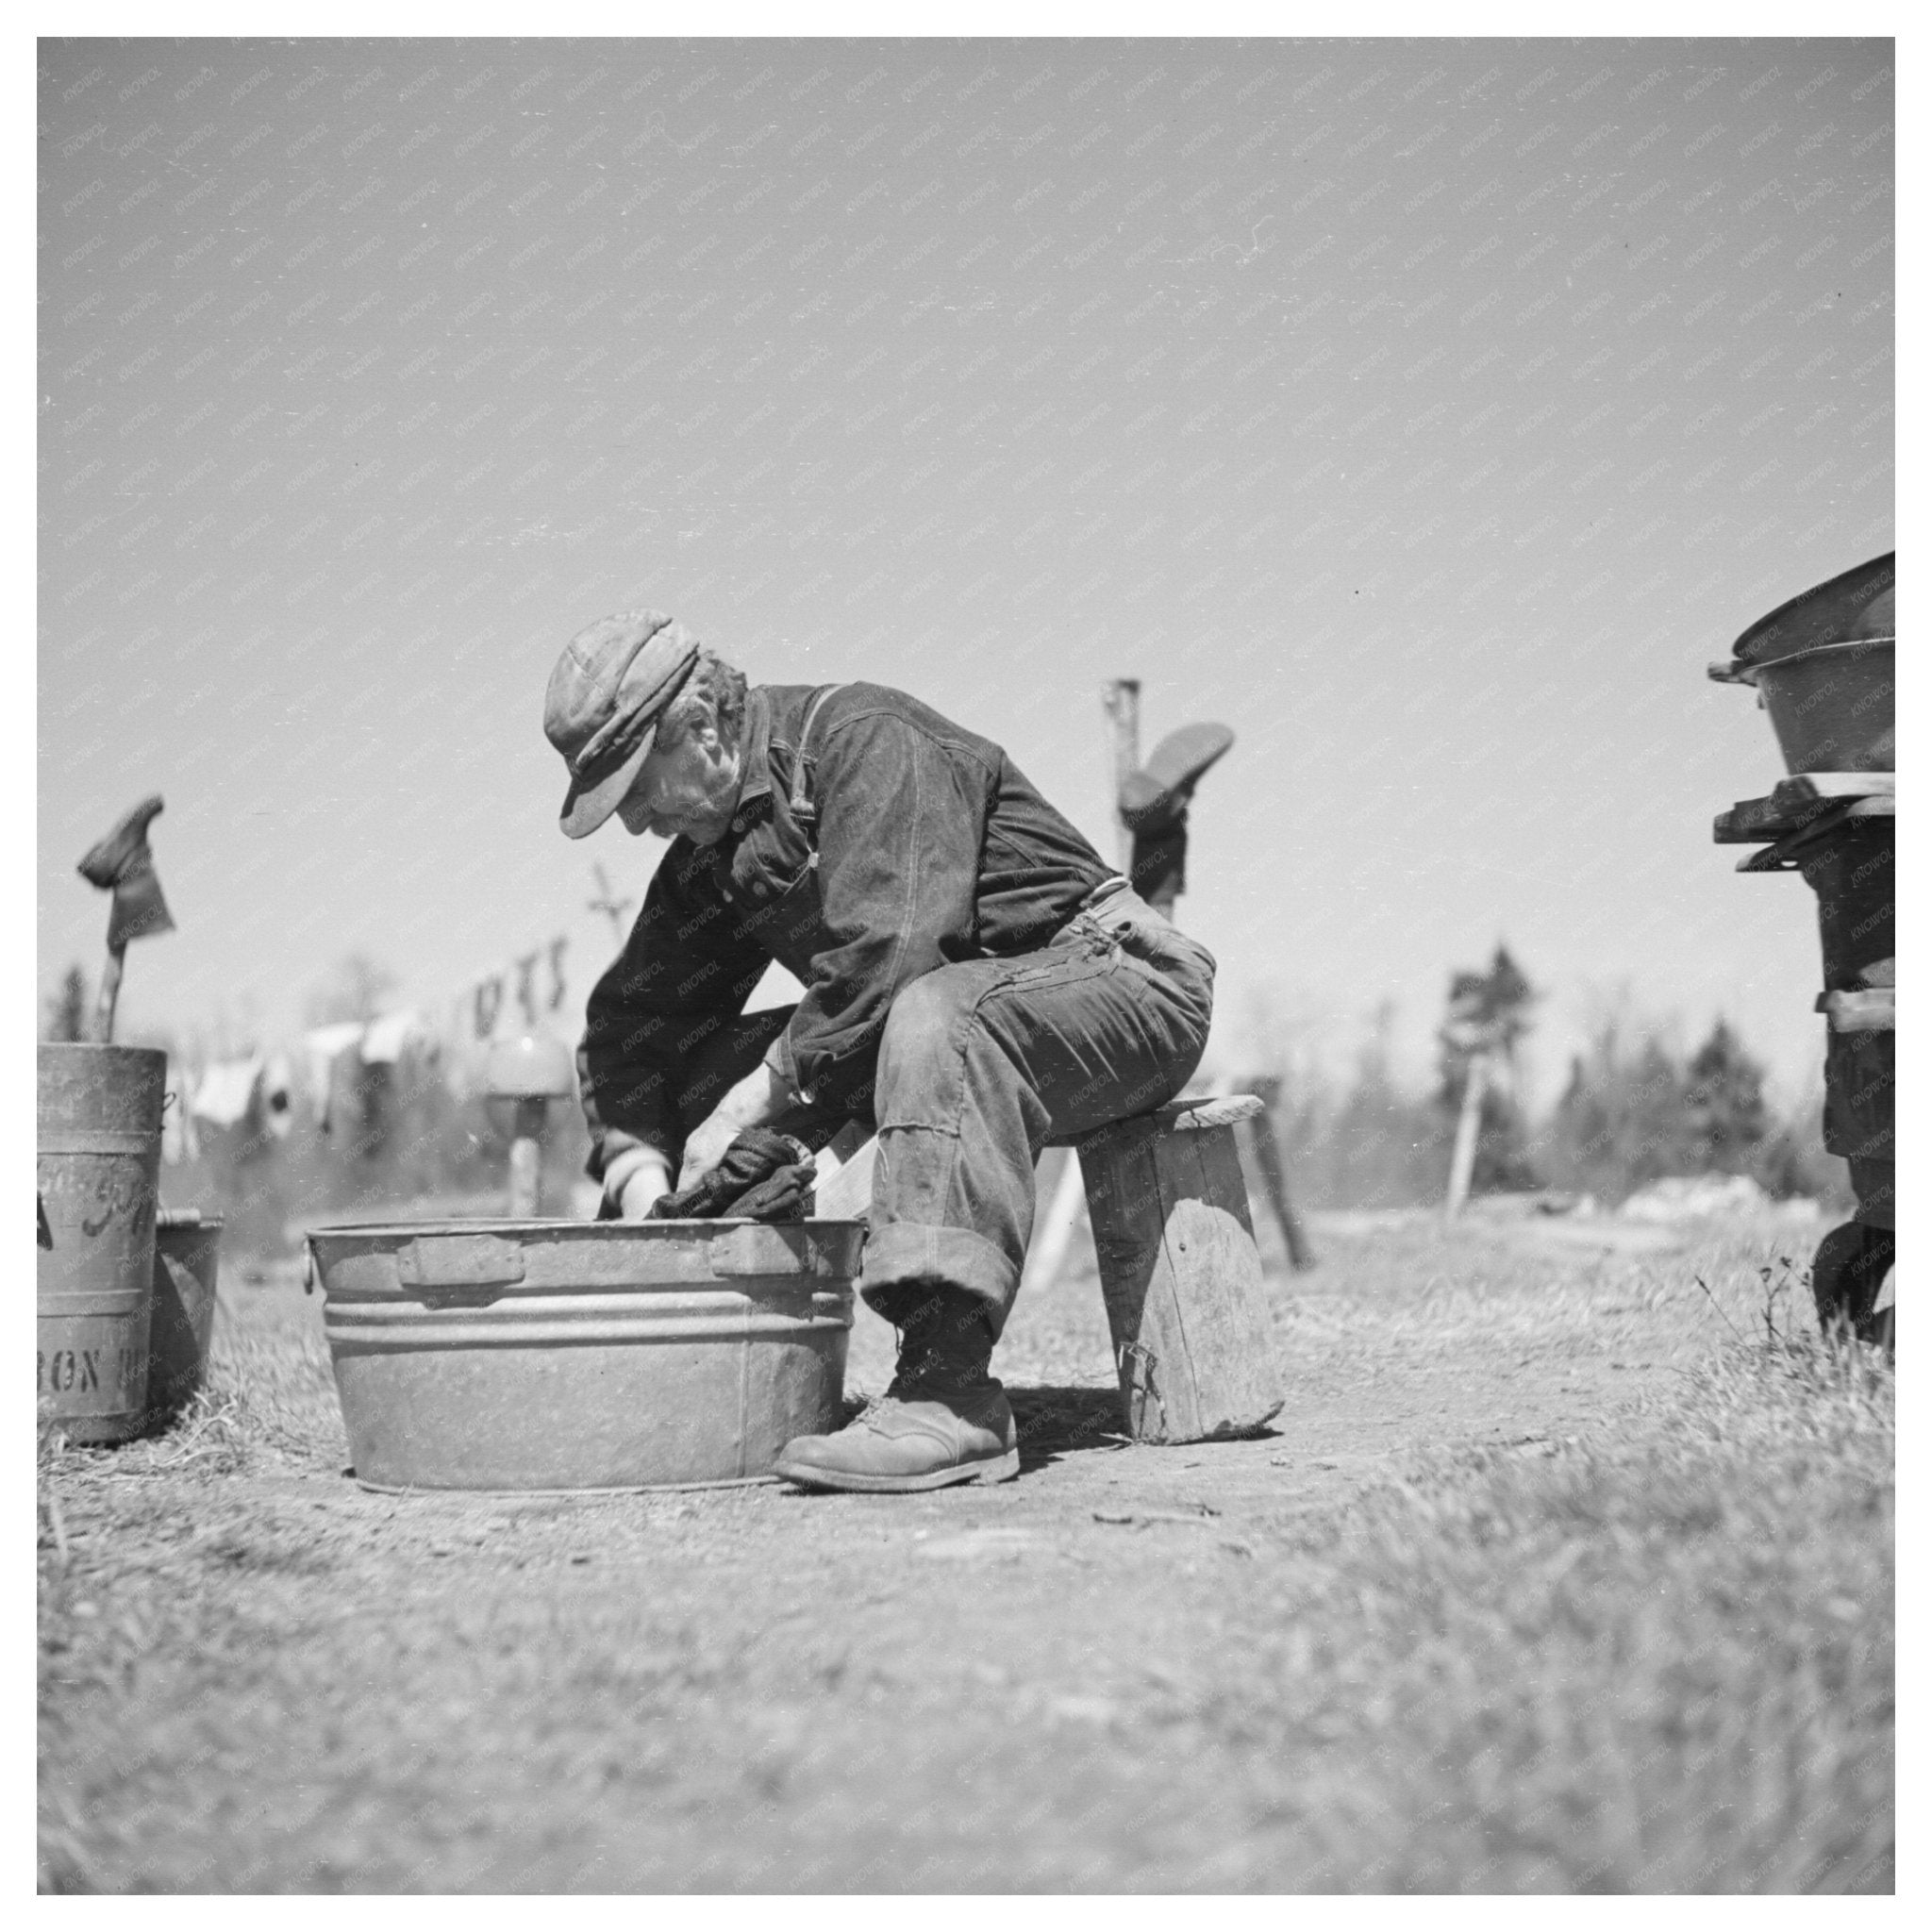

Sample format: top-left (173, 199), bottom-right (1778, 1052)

top-left (544, 610), bottom-right (701, 839)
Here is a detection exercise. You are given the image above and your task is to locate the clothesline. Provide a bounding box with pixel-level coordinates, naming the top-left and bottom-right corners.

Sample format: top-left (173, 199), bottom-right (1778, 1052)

top-left (167, 924), bottom-right (586, 1159)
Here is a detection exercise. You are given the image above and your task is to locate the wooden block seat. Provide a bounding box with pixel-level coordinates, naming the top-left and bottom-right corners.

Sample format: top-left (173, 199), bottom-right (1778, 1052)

top-left (1052, 1094), bottom-right (1285, 1443)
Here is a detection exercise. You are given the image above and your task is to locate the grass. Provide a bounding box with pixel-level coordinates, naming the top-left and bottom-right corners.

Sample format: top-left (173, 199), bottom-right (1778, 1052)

top-left (1207, 1341), bottom-right (1893, 1890)
top-left (38, 1220), bottom-right (1893, 1892)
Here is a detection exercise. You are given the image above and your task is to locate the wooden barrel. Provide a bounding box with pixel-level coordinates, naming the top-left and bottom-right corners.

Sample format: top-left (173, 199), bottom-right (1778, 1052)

top-left (37, 1044), bottom-right (165, 1443)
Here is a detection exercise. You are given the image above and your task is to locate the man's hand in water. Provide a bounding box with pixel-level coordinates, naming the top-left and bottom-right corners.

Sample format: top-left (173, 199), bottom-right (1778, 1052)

top-left (602, 1147), bottom-right (673, 1220)
top-left (677, 1061), bottom-right (789, 1191)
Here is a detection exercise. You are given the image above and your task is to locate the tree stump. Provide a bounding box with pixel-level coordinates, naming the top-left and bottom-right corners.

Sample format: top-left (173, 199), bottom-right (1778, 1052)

top-left (1068, 1094), bottom-right (1285, 1443)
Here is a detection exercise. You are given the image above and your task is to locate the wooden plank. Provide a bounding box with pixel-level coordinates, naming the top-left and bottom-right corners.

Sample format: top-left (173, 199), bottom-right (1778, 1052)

top-left (1733, 798), bottom-right (1892, 871)
top-left (1047, 1091), bottom-right (1261, 1148)
top-left (1822, 987), bottom-right (1896, 1032)
top-left (1154, 1124), bottom-right (1285, 1436)
top-left (1715, 787), bottom-right (1894, 844)
top-left (1715, 794), bottom-right (1845, 842)
top-left (1778, 772), bottom-right (1894, 801)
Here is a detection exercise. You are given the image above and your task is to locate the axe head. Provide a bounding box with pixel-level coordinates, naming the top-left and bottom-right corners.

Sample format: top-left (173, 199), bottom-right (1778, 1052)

top-left (77, 794), bottom-right (175, 947)
top-left (107, 865), bottom-right (175, 949)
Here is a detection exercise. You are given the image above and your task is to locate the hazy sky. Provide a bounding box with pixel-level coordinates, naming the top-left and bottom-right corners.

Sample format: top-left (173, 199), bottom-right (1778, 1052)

top-left (38, 37), bottom-right (1892, 1107)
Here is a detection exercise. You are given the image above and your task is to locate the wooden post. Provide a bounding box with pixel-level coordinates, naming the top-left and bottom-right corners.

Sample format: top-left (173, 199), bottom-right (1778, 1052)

top-left (1074, 1094), bottom-right (1284, 1442)
top-left (1239, 1077), bottom-right (1316, 1270)
top-left (1443, 1048), bottom-right (1489, 1220)
top-left (1101, 678), bottom-right (1141, 878)
top-left (508, 1097), bottom-right (547, 1217)
top-left (92, 943), bottom-right (126, 1044)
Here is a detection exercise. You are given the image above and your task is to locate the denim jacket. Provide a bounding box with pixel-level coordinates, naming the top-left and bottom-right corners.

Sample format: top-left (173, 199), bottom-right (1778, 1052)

top-left (578, 681), bottom-right (1113, 1178)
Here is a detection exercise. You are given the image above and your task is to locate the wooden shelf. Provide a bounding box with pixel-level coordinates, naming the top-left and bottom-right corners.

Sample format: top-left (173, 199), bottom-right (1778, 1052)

top-left (1818, 987), bottom-right (1896, 1033)
top-left (1714, 773), bottom-right (1894, 870)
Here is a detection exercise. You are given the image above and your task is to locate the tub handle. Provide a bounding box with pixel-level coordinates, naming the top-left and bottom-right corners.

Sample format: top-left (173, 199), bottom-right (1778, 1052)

top-left (709, 1224), bottom-right (808, 1276)
top-left (396, 1233), bottom-right (527, 1293)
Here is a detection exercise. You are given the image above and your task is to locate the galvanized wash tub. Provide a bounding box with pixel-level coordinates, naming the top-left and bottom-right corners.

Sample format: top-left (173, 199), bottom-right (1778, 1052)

top-left (306, 1219), bottom-right (863, 1492)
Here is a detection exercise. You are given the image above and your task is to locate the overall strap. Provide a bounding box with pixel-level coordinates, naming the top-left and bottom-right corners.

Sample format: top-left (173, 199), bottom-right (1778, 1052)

top-left (788, 684), bottom-right (847, 828)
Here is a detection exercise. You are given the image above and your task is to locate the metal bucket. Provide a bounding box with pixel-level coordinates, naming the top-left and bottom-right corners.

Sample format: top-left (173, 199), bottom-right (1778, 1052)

top-left (148, 1210), bottom-right (224, 1426)
top-left (1753, 638), bottom-right (1894, 774)
top-left (37, 1043), bottom-right (165, 1443)
top-left (1725, 550), bottom-right (1894, 674)
top-left (307, 1218), bottom-right (864, 1491)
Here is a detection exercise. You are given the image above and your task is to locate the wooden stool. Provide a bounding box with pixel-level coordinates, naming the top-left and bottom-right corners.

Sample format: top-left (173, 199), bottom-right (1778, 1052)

top-left (1061, 1093), bottom-right (1285, 1443)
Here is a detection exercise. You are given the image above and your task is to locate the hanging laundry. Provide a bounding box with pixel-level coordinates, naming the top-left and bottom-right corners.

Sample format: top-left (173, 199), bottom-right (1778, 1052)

top-left (262, 1053), bottom-right (296, 1140)
top-left (512, 952), bottom-right (541, 1027)
top-left (360, 1009), bottom-right (422, 1065)
top-left (473, 976), bottom-right (504, 1042)
top-left (161, 1083), bottom-right (201, 1164)
top-left (302, 1023), bottom-right (366, 1136)
top-left (192, 1057), bottom-right (264, 1129)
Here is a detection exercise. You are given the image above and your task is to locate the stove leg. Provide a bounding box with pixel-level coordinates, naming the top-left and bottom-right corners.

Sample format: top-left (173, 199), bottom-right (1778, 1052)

top-left (1810, 1220), bottom-right (1896, 1353)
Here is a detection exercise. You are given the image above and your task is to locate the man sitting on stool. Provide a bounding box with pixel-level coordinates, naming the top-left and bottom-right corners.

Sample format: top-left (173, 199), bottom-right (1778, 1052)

top-left (545, 610), bottom-right (1215, 1492)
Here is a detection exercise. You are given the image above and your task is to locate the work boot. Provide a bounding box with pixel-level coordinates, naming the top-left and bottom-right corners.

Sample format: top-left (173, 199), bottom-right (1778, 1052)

top-left (773, 1285), bottom-right (1019, 1493)
top-left (76, 794), bottom-right (165, 890)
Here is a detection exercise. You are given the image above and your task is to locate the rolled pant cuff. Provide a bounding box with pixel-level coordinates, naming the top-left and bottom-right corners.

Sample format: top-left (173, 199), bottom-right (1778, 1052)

top-left (859, 1222), bottom-right (1017, 1330)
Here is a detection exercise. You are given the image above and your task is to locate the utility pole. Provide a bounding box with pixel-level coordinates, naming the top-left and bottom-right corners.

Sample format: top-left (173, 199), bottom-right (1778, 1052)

top-left (588, 863), bottom-right (633, 948)
top-left (1101, 679), bottom-right (1142, 878)
top-left (1444, 1046), bottom-right (1491, 1221)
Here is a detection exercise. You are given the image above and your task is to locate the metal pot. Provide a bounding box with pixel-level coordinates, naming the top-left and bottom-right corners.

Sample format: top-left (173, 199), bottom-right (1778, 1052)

top-left (1724, 550), bottom-right (1894, 673)
top-left (1744, 637), bottom-right (1895, 774)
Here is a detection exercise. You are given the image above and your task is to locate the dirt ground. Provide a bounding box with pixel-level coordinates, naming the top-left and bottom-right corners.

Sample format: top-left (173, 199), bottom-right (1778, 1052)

top-left (38, 1201), bottom-right (1893, 1893)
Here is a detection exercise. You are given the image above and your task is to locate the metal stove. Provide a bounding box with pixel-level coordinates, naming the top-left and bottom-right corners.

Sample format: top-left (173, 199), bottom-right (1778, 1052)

top-left (1709, 553), bottom-right (1895, 1345)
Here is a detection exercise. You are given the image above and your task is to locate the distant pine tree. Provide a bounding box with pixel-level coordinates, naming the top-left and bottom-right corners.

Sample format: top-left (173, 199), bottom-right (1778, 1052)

top-left (1683, 1019), bottom-right (1771, 1173)
top-left (1327, 1000), bottom-right (1445, 1208)
top-left (1541, 1016), bottom-right (1783, 1201)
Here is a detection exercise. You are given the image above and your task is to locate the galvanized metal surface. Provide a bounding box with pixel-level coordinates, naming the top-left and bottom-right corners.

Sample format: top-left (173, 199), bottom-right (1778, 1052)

top-left (37, 1043), bottom-right (165, 1443)
top-left (1725, 550), bottom-right (1894, 672)
top-left (308, 1218), bottom-right (865, 1491)
top-left (1752, 639), bottom-right (1894, 774)
top-left (148, 1214), bottom-right (223, 1426)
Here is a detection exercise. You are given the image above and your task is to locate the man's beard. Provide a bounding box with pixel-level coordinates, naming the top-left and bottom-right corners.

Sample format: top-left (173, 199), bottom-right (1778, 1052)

top-left (670, 797), bottom-right (736, 846)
